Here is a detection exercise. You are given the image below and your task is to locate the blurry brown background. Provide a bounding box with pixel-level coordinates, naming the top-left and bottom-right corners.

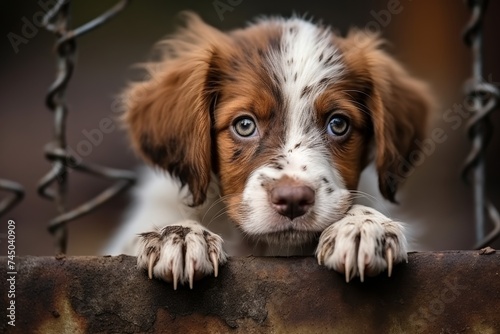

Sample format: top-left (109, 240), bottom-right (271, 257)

top-left (1, 0), bottom-right (499, 255)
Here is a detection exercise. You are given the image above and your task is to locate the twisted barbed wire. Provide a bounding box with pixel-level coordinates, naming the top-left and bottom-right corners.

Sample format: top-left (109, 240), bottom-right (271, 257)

top-left (0, 180), bottom-right (24, 218)
top-left (38, 0), bottom-right (135, 254)
top-left (462, 0), bottom-right (500, 249)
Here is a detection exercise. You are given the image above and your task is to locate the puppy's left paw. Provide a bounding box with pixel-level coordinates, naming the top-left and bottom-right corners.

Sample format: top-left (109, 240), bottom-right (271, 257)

top-left (316, 205), bottom-right (408, 282)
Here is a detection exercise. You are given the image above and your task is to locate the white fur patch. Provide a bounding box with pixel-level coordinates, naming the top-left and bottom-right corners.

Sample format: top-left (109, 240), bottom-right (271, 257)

top-left (239, 18), bottom-right (350, 240)
top-left (316, 204), bottom-right (408, 282)
top-left (103, 168), bottom-right (197, 255)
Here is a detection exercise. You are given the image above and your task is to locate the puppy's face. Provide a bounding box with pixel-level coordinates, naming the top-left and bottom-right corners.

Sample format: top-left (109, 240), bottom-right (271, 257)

top-left (214, 23), bottom-right (371, 244)
top-left (124, 14), bottom-right (432, 246)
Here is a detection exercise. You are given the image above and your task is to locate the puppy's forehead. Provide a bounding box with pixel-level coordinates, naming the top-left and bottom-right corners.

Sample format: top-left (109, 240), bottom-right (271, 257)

top-left (243, 18), bottom-right (344, 151)
top-left (266, 18), bottom-right (344, 99)
top-left (265, 18), bottom-right (344, 145)
top-left (219, 18), bottom-right (345, 146)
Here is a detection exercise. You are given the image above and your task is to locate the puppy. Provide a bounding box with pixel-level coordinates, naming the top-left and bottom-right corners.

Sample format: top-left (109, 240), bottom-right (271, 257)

top-left (105, 13), bottom-right (432, 289)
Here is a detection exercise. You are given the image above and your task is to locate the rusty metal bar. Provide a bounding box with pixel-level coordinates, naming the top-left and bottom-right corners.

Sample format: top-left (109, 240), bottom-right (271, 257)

top-left (1, 252), bottom-right (499, 333)
top-left (38, 0), bottom-right (134, 254)
top-left (0, 179), bottom-right (24, 217)
top-left (462, 0), bottom-right (500, 248)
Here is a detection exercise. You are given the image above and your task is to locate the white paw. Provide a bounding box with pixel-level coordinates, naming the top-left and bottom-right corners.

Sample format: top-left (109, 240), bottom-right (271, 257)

top-left (316, 205), bottom-right (408, 282)
top-left (136, 221), bottom-right (227, 289)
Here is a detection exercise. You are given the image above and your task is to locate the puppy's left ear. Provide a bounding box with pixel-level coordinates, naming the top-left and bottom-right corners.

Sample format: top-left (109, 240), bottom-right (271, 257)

top-left (339, 31), bottom-right (435, 202)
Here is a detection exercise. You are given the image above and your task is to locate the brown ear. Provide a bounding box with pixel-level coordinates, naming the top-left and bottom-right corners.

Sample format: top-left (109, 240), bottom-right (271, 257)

top-left (339, 31), bottom-right (435, 202)
top-left (123, 13), bottom-right (228, 206)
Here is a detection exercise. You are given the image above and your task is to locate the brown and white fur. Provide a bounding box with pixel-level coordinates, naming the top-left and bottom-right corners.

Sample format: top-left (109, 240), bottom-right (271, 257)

top-left (104, 13), bottom-right (433, 289)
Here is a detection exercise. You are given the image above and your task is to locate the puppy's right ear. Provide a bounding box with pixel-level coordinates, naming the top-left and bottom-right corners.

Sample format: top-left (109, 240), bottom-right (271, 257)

top-left (123, 13), bottom-right (228, 206)
top-left (337, 30), bottom-right (434, 202)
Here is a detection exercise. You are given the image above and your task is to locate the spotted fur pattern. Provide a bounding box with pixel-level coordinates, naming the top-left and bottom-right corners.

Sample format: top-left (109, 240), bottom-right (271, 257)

top-left (136, 220), bottom-right (227, 290)
top-left (106, 13), bottom-right (433, 288)
top-left (232, 18), bottom-right (351, 243)
top-left (316, 205), bottom-right (408, 282)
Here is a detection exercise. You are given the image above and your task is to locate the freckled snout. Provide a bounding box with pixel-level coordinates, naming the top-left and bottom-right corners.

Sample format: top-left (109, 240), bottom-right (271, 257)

top-left (270, 182), bottom-right (315, 220)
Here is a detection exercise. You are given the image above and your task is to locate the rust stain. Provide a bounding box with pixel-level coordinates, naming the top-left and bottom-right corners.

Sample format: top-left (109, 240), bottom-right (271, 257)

top-left (36, 296), bottom-right (86, 334)
top-left (153, 308), bottom-right (231, 333)
top-left (1, 252), bottom-right (499, 333)
top-left (1, 256), bottom-right (88, 334)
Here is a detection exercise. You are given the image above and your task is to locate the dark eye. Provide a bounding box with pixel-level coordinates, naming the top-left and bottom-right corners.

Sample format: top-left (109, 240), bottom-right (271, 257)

top-left (327, 115), bottom-right (350, 137)
top-left (233, 116), bottom-right (257, 138)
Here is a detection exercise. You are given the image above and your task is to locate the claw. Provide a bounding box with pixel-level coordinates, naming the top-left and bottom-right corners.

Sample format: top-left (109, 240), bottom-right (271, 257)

top-left (172, 265), bottom-right (179, 290)
top-left (317, 250), bottom-right (325, 266)
top-left (386, 247), bottom-right (393, 277)
top-left (210, 252), bottom-right (219, 277)
top-left (359, 262), bottom-right (365, 283)
top-left (148, 253), bottom-right (156, 280)
top-left (188, 261), bottom-right (195, 290)
top-left (173, 274), bottom-right (178, 290)
top-left (344, 256), bottom-right (351, 283)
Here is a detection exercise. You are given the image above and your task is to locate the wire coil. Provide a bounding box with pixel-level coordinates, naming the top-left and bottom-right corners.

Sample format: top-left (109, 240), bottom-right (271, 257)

top-left (38, 0), bottom-right (135, 254)
top-left (462, 0), bottom-right (500, 248)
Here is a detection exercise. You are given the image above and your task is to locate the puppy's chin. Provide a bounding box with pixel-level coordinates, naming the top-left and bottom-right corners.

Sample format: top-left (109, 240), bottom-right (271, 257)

top-left (246, 229), bottom-right (320, 247)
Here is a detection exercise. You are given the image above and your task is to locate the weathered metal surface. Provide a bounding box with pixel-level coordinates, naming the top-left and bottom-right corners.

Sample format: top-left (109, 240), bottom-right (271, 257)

top-left (1, 252), bottom-right (499, 333)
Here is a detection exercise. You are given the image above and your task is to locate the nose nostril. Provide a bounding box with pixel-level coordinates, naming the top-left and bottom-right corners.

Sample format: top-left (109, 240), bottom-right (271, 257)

top-left (274, 198), bottom-right (288, 206)
top-left (299, 199), bottom-right (313, 207)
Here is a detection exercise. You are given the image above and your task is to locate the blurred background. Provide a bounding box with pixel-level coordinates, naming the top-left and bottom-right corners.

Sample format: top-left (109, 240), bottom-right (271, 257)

top-left (1, 0), bottom-right (499, 255)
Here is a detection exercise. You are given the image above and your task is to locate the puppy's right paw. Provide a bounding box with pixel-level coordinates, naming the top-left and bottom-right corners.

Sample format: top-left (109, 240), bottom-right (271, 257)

top-left (137, 221), bottom-right (227, 289)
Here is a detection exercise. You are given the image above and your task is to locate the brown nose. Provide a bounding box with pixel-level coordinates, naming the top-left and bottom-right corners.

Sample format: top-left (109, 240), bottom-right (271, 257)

top-left (271, 185), bottom-right (315, 220)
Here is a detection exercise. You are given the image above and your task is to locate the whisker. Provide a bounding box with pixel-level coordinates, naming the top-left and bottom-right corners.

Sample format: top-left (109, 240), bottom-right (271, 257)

top-left (201, 193), bottom-right (237, 226)
top-left (348, 190), bottom-right (391, 215)
top-left (204, 202), bottom-right (243, 228)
